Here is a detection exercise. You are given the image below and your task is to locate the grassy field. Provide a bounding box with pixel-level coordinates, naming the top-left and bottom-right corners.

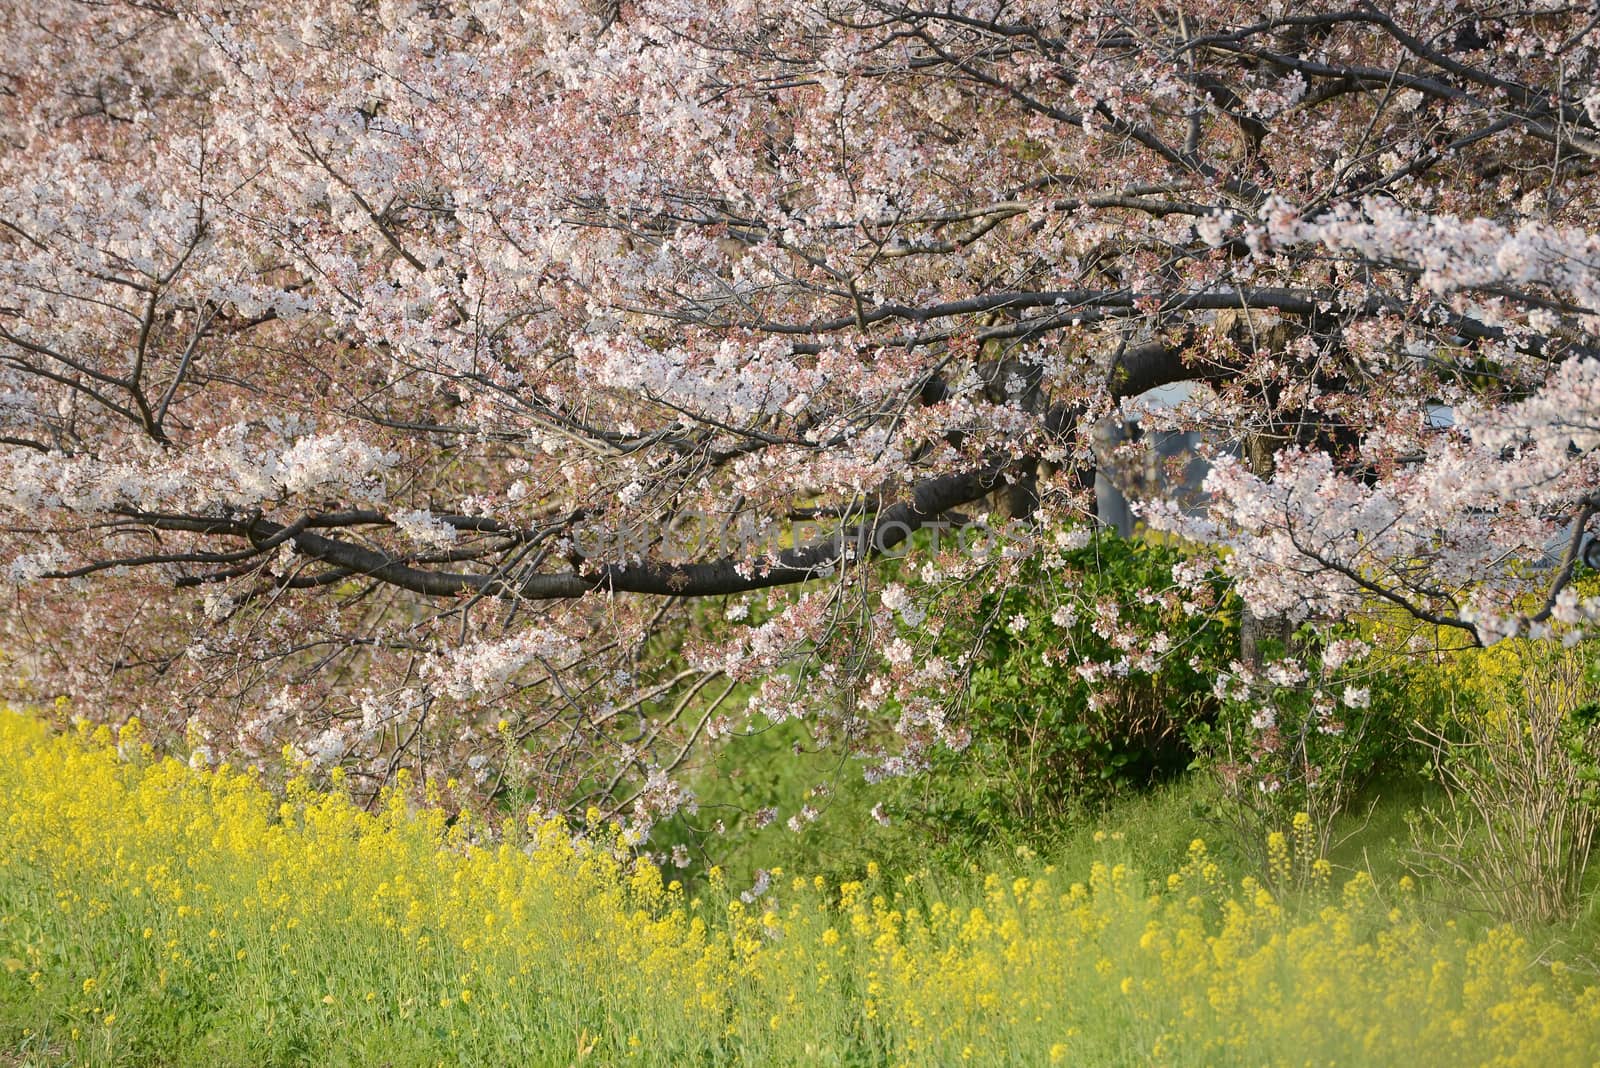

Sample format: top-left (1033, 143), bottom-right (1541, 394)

top-left (3, 709), bottom-right (1600, 1066)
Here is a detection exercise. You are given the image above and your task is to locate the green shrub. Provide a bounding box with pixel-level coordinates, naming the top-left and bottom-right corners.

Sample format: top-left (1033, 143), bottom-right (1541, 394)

top-left (1183, 616), bottom-right (1420, 861)
top-left (880, 530), bottom-right (1238, 860)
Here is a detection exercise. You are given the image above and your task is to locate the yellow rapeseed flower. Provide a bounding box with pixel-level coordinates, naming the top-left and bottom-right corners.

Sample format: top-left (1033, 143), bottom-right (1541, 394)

top-left (3, 706), bottom-right (1600, 1067)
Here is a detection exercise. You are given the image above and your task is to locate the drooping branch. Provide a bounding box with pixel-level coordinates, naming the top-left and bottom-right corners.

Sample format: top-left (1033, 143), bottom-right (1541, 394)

top-left (110, 462), bottom-right (1008, 602)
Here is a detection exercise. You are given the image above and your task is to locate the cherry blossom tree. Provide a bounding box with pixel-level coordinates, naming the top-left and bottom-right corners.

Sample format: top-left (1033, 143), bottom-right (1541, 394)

top-left (2, 0), bottom-right (1598, 828)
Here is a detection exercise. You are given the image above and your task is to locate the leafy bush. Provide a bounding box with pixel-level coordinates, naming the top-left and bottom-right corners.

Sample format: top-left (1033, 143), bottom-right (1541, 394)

top-left (884, 531), bottom-right (1238, 858)
top-left (1184, 618), bottom-right (1416, 860)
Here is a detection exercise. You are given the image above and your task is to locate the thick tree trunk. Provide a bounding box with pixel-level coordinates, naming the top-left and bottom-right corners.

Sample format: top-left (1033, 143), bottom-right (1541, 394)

top-left (1241, 609), bottom-right (1296, 670)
